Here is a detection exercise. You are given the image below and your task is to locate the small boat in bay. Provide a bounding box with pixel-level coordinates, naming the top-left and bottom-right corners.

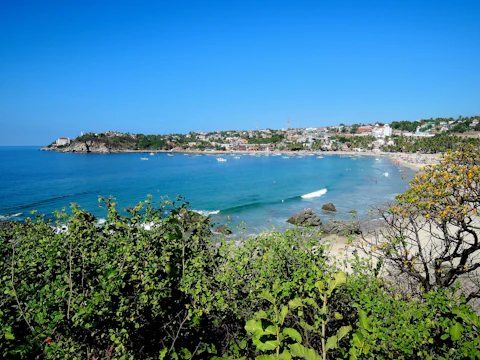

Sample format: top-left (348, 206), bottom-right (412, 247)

top-left (216, 157), bottom-right (227, 162)
top-left (140, 157), bottom-right (149, 161)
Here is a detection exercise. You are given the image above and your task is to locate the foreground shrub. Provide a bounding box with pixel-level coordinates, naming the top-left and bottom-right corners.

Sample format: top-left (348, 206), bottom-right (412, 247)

top-left (1, 197), bottom-right (215, 359)
top-left (1, 197), bottom-right (479, 359)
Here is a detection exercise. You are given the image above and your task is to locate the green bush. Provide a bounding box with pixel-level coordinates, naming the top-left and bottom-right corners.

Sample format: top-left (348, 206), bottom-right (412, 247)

top-left (1, 198), bottom-right (479, 359)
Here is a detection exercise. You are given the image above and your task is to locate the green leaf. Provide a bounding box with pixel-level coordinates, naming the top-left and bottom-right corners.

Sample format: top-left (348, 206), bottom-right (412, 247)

top-left (449, 322), bottom-right (464, 341)
top-left (283, 328), bottom-right (302, 343)
top-left (279, 349), bottom-right (293, 360)
top-left (336, 325), bottom-right (352, 341)
top-left (255, 310), bottom-right (269, 320)
top-left (299, 319), bottom-right (315, 332)
top-left (4, 332), bottom-right (14, 340)
top-left (256, 355), bottom-right (276, 360)
top-left (259, 290), bottom-right (275, 304)
top-left (265, 325), bottom-right (277, 335)
top-left (288, 298), bottom-right (304, 310)
top-left (158, 348), bottom-right (168, 359)
top-left (289, 343), bottom-right (322, 360)
top-left (257, 340), bottom-right (280, 352)
top-left (326, 272), bottom-right (346, 295)
top-left (358, 309), bottom-right (371, 332)
top-left (352, 331), bottom-right (365, 348)
top-left (325, 335), bottom-right (338, 351)
top-left (279, 305), bottom-right (289, 326)
top-left (246, 319), bottom-right (265, 337)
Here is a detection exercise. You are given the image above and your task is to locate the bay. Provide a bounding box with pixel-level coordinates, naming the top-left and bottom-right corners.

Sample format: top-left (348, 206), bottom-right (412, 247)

top-left (0, 147), bottom-right (415, 234)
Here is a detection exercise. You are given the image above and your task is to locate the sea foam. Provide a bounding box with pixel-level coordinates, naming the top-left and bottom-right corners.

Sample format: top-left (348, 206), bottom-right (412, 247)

top-left (195, 210), bottom-right (220, 216)
top-left (301, 188), bottom-right (327, 199)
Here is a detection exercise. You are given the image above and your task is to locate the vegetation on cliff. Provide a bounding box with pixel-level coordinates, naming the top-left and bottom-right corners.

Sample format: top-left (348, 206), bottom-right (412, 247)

top-left (2, 147), bottom-right (480, 359)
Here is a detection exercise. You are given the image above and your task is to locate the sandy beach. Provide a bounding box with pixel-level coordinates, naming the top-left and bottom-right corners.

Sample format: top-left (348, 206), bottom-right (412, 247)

top-left (319, 151), bottom-right (442, 264)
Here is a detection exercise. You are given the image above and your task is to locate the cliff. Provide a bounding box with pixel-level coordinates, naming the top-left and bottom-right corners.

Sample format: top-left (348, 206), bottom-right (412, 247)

top-left (41, 133), bottom-right (139, 153)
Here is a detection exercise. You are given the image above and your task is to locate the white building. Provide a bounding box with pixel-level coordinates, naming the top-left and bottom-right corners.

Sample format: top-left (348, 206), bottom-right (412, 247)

top-left (56, 137), bottom-right (71, 146)
top-left (372, 124), bottom-right (392, 139)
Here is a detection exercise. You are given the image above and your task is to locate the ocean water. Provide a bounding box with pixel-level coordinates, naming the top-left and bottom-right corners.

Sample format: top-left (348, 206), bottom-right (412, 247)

top-left (0, 147), bottom-right (415, 234)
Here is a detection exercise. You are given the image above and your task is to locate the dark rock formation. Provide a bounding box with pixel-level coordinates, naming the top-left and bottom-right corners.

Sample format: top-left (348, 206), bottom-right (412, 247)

top-left (179, 209), bottom-right (208, 224)
top-left (321, 220), bottom-right (361, 236)
top-left (322, 203), bottom-right (337, 212)
top-left (287, 208), bottom-right (322, 227)
top-left (215, 224), bottom-right (232, 235)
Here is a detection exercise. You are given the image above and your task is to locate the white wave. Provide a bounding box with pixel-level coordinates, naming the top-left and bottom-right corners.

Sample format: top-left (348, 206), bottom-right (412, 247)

top-left (195, 210), bottom-right (220, 216)
top-left (0, 213), bottom-right (23, 220)
top-left (301, 188), bottom-right (327, 199)
top-left (383, 172), bottom-right (389, 177)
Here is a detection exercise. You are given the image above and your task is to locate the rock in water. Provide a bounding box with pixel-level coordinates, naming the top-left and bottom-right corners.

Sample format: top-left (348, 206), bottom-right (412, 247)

top-left (286, 208), bottom-right (322, 227)
top-left (322, 203), bottom-right (337, 212)
top-left (215, 224), bottom-right (232, 235)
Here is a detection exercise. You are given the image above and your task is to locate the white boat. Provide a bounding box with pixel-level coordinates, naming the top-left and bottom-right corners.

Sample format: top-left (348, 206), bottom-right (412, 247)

top-left (282, 155), bottom-right (290, 159)
top-left (216, 157), bottom-right (227, 162)
top-left (140, 157), bottom-right (149, 161)
top-left (233, 155), bottom-right (241, 159)
top-left (167, 153), bottom-right (174, 156)
top-left (149, 152), bottom-right (155, 156)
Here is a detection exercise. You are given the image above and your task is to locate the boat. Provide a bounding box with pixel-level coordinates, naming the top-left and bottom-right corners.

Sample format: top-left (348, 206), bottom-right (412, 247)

top-left (149, 152), bottom-right (155, 156)
top-left (140, 157), bottom-right (149, 161)
top-left (167, 153), bottom-right (174, 156)
top-left (317, 155), bottom-right (324, 159)
top-left (233, 155), bottom-right (241, 159)
top-left (216, 157), bottom-right (227, 162)
top-left (282, 156), bottom-right (290, 159)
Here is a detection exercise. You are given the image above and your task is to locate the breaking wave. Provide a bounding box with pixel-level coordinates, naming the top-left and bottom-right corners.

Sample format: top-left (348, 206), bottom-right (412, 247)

top-left (301, 188), bottom-right (327, 199)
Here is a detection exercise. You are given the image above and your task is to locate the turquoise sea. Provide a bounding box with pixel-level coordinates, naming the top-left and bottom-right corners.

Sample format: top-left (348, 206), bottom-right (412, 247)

top-left (0, 147), bottom-right (416, 234)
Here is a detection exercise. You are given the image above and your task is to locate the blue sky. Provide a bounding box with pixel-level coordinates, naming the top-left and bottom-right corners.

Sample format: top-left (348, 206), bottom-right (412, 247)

top-left (1, 0), bottom-right (479, 145)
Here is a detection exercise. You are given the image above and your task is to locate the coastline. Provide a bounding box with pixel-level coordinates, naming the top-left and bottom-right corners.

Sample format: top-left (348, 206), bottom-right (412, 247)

top-left (41, 146), bottom-right (442, 171)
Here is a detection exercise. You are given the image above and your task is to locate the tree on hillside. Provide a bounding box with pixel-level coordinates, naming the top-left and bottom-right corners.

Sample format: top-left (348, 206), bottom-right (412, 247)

top-left (350, 124), bottom-right (360, 134)
top-left (362, 145), bottom-right (480, 302)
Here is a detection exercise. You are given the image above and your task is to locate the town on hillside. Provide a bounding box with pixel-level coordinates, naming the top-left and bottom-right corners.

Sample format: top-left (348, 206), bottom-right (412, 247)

top-left (46, 115), bottom-right (480, 154)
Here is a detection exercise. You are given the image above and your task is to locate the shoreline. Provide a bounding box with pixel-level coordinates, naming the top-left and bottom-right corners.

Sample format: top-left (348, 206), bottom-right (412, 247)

top-left (42, 146), bottom-right (441, 171)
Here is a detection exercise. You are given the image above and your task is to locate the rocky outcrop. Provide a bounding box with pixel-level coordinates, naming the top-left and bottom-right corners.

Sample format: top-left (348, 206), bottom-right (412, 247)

top-left (287, 208), bottom-right (322, 227)
top-left (179, 209), bottom-right (208, 224)
top-left (215, 224), bottom-right (232, 235)
top-left (321, 220), bottom-right (361, 236)
top-left (322, 203), bottom-right (337, 212)
top-left (65, 140), bottom-right (111, 153)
